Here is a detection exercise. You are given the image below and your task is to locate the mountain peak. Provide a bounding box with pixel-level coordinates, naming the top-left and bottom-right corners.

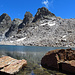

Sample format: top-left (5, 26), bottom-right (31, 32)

top-left (33, 7), bottom-right (55, 22)
top-left (0, 13), bottom-right (11, 24)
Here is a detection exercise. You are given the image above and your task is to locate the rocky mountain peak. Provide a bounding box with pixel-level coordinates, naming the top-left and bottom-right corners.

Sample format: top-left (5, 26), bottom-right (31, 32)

top-left (0, 13), bottom-right (11, 24)
top-left (23, 12), bottom-right (33, 25)
top-left (33, 7), bottom-right (55, 22)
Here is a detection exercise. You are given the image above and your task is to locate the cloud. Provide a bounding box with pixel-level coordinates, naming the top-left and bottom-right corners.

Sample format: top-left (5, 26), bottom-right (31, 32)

top-left (42, 0), bottom-right (49, 8)
top-left (42, 0), bottom-right (54, 8)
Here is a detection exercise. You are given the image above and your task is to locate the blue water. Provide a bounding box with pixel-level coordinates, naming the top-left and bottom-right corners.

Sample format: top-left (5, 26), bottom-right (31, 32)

top-left (0, 45), bottom-right (74, 75)
top-left (0, 45), bottom-right (73, 52)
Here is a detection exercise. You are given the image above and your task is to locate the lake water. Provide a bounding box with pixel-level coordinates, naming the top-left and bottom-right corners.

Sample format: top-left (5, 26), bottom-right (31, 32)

top-left (0, 45), bottom-right (74, 75)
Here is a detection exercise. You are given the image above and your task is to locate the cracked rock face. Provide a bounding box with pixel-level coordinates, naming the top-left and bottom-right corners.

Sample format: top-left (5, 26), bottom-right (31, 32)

top-left (0, 56), bottom-right (27, 75)
top-left (41, 48), bottom-right (75, 73)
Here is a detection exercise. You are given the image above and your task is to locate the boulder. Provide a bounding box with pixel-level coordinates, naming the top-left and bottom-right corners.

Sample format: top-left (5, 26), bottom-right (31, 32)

top-left (33, 7), bottom-right (55, 22)
top-left (0, 56), bottom-right (27, 75)
top-left (41, 48), bottom-right (75, 74)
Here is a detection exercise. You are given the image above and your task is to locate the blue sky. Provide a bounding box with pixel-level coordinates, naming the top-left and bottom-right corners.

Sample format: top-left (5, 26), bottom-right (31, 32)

top-left (0, 0), bottom-right (75, 20)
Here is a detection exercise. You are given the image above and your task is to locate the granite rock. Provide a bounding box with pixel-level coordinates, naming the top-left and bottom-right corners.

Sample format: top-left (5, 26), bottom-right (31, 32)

top-left (0, 56), bottom-right (27, 74)
top-left (41, 48), bottom-right (75, 73)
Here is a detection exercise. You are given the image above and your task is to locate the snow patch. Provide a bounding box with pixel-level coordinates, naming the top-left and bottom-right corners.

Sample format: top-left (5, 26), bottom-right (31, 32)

top-left (16, 37), bottom-right (26, 42)
top-left (62, 35), bottom-right (66, 38)
top-left (10, 41), bottom-right (14, 43)
top-left (48, 22), bottom-right (55, 26)
top-left (40, 21), bottom-right (56, 26)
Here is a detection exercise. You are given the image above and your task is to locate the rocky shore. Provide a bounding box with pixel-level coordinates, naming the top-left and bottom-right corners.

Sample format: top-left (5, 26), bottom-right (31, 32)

top-left (0, 7), bottom-right (75, 47)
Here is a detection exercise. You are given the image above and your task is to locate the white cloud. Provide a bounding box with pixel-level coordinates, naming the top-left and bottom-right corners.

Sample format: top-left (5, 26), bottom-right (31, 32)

top-left (42, 0), bottom-right (49, 8)
top-left (42, 0), bottom-right (54, 8)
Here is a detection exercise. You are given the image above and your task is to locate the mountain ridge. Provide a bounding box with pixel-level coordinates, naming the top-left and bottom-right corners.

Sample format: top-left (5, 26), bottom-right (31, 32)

top-left (0, 7), bottom-right (75, 47)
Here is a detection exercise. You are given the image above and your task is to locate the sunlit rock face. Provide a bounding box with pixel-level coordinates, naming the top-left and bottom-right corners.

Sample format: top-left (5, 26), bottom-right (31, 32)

top-left (0, 56), bottom-right (27, 75)
top-left (41, 48), bottom-right (75, 74)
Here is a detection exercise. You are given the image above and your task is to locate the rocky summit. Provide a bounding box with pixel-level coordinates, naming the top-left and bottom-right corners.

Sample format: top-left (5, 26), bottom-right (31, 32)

top-left (33, 7), bottom-right (55, 22)
top-left (0, 7), bottom-right (75, 47)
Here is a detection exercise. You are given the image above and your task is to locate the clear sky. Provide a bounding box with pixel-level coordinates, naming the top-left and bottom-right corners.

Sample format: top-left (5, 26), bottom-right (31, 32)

top-left (0, 0), bottom-right (75, 20)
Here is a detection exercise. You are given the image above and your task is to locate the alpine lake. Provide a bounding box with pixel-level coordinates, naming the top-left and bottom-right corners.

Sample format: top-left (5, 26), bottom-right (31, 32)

top-left (0, 45), bottom-right (75, 75)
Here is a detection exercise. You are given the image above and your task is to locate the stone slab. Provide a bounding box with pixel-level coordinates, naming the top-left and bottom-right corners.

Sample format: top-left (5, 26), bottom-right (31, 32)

top-left (0, 56), bottom-right (27, 74)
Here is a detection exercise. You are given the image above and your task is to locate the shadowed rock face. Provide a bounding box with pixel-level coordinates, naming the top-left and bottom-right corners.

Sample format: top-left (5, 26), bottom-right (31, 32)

top-left (33, 7), bottom-right (55, 22)
top-left (41, 48), bottom-right (75, 74)
top-left (5, 18), bottom-right (22, 37)
top-left (0, 13), bottom-right (11, 38)
top-left (18, 12), bottom-right (33, 28)
top-left (23, 12), bottom-right (33, 25)
top-left (0, 13), bottom-right (11, 24)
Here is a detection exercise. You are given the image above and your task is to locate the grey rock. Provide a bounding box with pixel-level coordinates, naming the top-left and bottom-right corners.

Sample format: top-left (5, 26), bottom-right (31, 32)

top-left (18, 12), bottom-right (33, 28)
top-left (0, 13), bottom-right (11, 25)
top-left (0, 7), bottom-right (75, 48)
top-left (33, 7), bottom-right (55, 22)
top-left (0, 13), bottom-right (11, 39)
top-left (23, 12), bottom-right (33, 25)
top-left (5, 18), bottom-right (22, 37)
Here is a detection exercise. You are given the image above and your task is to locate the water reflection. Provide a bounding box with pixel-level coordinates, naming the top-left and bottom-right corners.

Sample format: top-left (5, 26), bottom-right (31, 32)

top-left (31, 71), bottom-right (35, 75)
top-left (0, 45), bottom-right (74, 75)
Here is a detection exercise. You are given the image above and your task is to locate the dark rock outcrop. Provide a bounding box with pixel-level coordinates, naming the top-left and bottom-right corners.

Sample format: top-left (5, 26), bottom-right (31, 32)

top-left (23, 12), bottom-right (33, 25)
top-left (0, 13), bottom-right (11, 24)
top-left (5, 18), bottom-right (22, 37)
top-left (18, 12), bottom-right (33, 28)
top-left (0, 13), bottom-right (11, 38)
top-left (41, 48), bottom-right (75, 74)
top-left (33, 7), bottom-right (55, 22)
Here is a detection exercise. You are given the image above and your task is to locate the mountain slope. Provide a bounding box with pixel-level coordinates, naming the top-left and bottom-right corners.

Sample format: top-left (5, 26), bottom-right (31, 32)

top-left (0, 7), bottom-right (75, 47)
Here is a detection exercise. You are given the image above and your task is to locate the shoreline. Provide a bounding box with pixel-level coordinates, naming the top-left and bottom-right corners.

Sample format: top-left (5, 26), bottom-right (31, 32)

top-left (0, 40), bottom-right (75, 48)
